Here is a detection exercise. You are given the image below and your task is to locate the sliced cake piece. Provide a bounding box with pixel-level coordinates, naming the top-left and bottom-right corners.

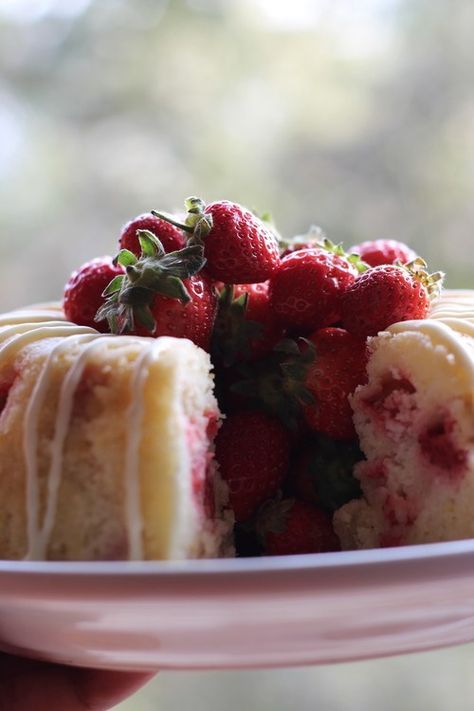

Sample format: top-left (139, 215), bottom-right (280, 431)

top-left (0, 304), bottom-right (233, 560)
top-left (334, 290), bottom-right (474, 549)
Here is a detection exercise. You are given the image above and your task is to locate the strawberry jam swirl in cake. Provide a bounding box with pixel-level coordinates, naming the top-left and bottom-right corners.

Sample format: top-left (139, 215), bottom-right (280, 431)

top-left (0, 304), bottom-right (232, 561)
top-left (333, 290), bottom-right (474, 549)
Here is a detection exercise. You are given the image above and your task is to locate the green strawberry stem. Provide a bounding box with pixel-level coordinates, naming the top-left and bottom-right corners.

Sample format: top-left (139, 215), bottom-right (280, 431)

top-left (231, 337), bottom-right (317, 431)
top-left (151, 196), bottom-right (214, 247)
top-left (150, 210), bottom-right (194, 234)
top-left (95, 234), bottom-right (206, 335)
top-left (211, 284), bottom-right (264, 367)
top-left (404, 257), bottom-right (444, 298)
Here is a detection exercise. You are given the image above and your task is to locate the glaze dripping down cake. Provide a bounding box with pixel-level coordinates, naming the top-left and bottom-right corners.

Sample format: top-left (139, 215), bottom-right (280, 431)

top-left (0, 304), bottom-right (233, 560)
top-left (334, 290), bottom-right (474, 549)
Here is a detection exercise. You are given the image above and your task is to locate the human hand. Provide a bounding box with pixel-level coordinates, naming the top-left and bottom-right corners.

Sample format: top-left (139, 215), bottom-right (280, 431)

top-left (0, 653), bottom-right (154, 711)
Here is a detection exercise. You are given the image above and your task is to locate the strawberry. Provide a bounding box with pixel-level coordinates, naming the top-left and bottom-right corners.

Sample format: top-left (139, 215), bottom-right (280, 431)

top-left (290, 434), bottom-right (363, 512)
top-left (152, 197), bottom-right (280, 283)
top-left (269, 242), bottom-right (362, 332)
top-left (256, 496), bottom-right (340, 555)
top-left (350, 239), bottom-right (416, 267)
top-left (214, 411), bottom-right (290, 522)
top-left (119, 212), bottom-right (185, 257)
top-left (132, 273), bottom-right (217, 350)
top-left (96, 230), bottom-right (217, 350)
top-left (63, 257), bottom-right (125, 332)
top-left (211, 282), bottom-right (284, 365)
top-left (229, 339), bottom-right (316, 431)
top-left (230, 328), bottom-right (366, 439)
top-left (341, 259), bottom-right (444, 338)
top-left (303, 328), bottom-right (368, 440)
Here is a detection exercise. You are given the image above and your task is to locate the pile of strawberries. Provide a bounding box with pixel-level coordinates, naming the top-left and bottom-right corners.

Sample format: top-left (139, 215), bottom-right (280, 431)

top-left (63, 197), bottom-right (443, 557)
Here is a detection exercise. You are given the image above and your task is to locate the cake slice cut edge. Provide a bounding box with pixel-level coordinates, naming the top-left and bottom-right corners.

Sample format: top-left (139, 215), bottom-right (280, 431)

top-left (334, 290), bottom-right (474, 549)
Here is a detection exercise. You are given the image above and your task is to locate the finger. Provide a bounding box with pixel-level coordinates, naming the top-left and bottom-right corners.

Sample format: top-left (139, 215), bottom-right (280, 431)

top-left (0, 654), bottom-right (154, 711)
top-left (70, 667), bottom-right (155, 710)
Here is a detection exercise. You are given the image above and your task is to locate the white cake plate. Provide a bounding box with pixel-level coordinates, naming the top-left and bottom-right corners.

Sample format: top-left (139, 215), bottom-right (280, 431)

top-left (1, 540), bottom-right (474, 671)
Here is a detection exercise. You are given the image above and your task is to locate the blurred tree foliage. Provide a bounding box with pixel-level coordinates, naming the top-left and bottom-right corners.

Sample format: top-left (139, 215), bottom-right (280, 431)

top-left (0, 0), bottom-right (473, 309)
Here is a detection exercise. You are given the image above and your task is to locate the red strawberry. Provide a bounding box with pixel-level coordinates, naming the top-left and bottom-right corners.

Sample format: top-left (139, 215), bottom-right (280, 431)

top-left (350, 239), bottom-right (416, 267)
top-left (119, 212), bottom-right (185, 256)
top-left (64, 257), bottom-right (125, 332)
top-left (96, 231), bottom-right (216, 350)
top-left (152, 197), bottom-right (280, 283)
top-left (341, 259), bottom-right (444, 338)
top-left (212, 282), bottom-right (285, 365)
top-left (214, 411), bottom-right (290, 522)
top-left (303, 328), bottom-right (368, 440)
top-left (132, 273), bottom-right (217, 350)
top-left (269, 248), bottom-right (358, 332)
top-left (233, 282), bottom-right (285, 358)
top-left (257, 497), bottom-right (340, 556)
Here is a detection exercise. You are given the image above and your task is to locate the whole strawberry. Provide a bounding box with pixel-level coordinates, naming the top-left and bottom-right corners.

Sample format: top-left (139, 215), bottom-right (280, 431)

top-left (269, 246), bottom-right (359, 332)
top-left (303, 328), bottom-right (368, 440)
top-left (256, 497), bottom-right (340, 556)
top-left (214, 410), bottom-right (290, 522)
top-left (291, 434), bottom-right (363, 512)
top-left (212, 282), bottom-right (285, 365)
top-left (64, 256), bottom-right (125, 332)
top-left (152, 197), bottom-right (280, 283)
top-left (132, 272), bottom-right (217, 350)
top-left (350, 239), bottom-right (416, 267)
top-left (341, 259), bottom-right (444, 338)
top-left (96, 230), bottom-right (216, 350)
top-left (119, 212), bottom-right (185, 257)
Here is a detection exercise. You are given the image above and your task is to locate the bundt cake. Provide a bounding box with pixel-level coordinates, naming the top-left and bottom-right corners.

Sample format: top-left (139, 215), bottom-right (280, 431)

top-left (0, 304), bottom-right (233, 561)
top-left (334, 290), bottom-right (474, 548)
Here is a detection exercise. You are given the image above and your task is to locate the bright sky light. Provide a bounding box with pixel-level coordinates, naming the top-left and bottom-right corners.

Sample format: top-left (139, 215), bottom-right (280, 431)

top-left (0, 0), bottom-right (400, 58)
top-left (0, 0), bottom-right (92, 21)
top-left (249, 0), bottom-right (400, 55)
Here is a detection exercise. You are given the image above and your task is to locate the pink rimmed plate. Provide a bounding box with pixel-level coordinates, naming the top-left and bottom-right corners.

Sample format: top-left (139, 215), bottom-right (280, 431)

top-left (1, 540), bottom-right (474, 671)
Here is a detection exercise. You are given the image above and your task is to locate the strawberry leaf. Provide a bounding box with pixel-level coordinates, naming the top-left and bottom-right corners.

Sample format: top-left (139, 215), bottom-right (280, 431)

top-left (115, 249), bottom-right (138, 267)
top-left (97, 240), bottom-right (205, 334)
top-left (230, 338), bottom-right (317, 431)
top-left (211, 284), bottom-right (265, 366)
top-left (134, 304), bottom-right (155, 332)
top-left (137, 229), bottom-right (165, 258)
top-left (101, 274), bottom-right (125, 297)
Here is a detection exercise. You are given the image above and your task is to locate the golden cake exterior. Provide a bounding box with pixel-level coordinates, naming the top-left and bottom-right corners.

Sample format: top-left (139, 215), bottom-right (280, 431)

top-left (0, 304), bottom-right (232, 561)
top-left (334, 290), bottom-right (474, 549)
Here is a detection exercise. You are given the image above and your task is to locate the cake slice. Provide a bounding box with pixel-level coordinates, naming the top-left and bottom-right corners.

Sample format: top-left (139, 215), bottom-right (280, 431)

top-left (334, 290), bottom-right (474, 549)
top-left (0, 304), bottom-right (233, 560)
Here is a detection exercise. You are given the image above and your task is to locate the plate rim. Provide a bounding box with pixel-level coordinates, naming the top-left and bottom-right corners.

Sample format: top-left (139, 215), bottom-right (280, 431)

top-left (1, 537), bottom-right (474, 578)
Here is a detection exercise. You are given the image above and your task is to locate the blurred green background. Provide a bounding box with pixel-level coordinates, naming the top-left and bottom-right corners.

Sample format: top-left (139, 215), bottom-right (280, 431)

top-left (1, 0), bottom-right (473, 708)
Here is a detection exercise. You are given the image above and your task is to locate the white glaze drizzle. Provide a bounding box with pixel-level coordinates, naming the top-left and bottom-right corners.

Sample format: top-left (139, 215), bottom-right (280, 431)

top-left (387, 290), bottom-right (474, 386)
top-left (122, 349), bottom-right (152, 561)
top-left (25, 335), bottom-right (104, 559)
top-left (122, 339), bottom-right (172, 560)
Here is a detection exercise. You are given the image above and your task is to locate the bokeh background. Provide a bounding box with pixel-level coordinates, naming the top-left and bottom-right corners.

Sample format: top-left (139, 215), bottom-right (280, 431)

top-left (1, 0), bottom-right (473, 708)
